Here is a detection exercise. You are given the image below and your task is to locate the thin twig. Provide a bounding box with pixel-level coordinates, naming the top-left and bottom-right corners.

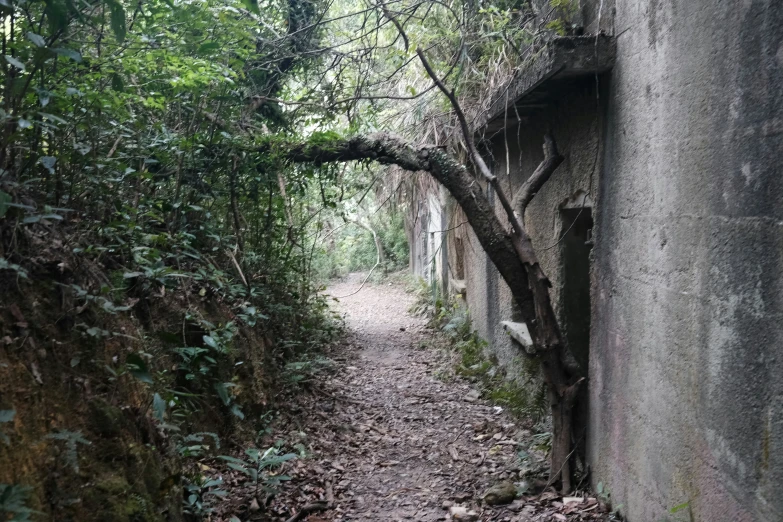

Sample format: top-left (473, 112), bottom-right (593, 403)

top-left (226, 248), bottom-right (249, 288)
top-left (333, 263), bottom-right (379, 299)
top-left (325, 480), bottom-right (335, 508)
top-left (284, 501), bottom-right (328, 522)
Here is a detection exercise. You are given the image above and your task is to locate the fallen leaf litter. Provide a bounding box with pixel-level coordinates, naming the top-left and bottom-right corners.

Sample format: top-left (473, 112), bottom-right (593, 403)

top-left (213, 275), bottom-right (616, 522)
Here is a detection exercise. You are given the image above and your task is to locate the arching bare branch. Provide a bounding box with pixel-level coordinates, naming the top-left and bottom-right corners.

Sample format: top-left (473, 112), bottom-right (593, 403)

top-left (273, 131), bottom-right (581, 491)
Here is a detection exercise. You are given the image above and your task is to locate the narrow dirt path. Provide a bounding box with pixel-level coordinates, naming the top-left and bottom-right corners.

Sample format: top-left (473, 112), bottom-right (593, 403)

top-left (318, 277), bottom-right (520, 521)
top-left (255, 276), bottom-right (611, 522)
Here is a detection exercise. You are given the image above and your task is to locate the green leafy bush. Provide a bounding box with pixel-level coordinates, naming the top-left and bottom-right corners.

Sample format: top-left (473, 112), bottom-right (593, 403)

top-left (0, 484), bottom-right (36, 522)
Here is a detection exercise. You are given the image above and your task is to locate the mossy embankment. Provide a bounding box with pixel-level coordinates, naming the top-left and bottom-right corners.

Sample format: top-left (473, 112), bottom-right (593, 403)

top-left (0, 223), bottom-right (338, 521)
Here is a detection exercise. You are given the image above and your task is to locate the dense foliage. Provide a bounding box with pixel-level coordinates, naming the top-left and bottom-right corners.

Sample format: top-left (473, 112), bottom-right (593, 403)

top-left (0, 0), bottom-right (344, 518)
top-left (0, 0), bottom-right (579, 517)
top-left (307, 167), bottom-right (410, 281)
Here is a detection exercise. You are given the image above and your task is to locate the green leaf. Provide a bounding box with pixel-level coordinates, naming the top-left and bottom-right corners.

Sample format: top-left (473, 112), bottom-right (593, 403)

top-left (203, 478), bottom-right (223, 489)
top-left (39, 156), bottom-right (56, 174)
top-left (85, 327), bottom-right (104, 337)
top-left (0, 484), bottom-right (36, 517)
top-left (27, 32), bottom-right (46, 47)
top-left (217, 455), bottom-right (246, 465)
top-left (53, 47), bottom-right (82, 62)
top-left (39, 112), bottom-right (68, 124)
top-left (259, 452), bottom-right (297, 469)
top-left (230, 403), bottom-right (244, 420)
top-left (0, 258), bottom-right (28, 279)
top-left (36, 88), bottom-right (51, 107)
top-left (670, 502), bottom-right (690, 513)
top-left (241, 0), bottom-right (259, 14)
top-left (197, 42), bottom-right (220, 54)
top-left (126, 353), bottom-right (153, 384)
top-left (4, 55), bottom-right (25, 70)
top-left (214, 382), bottom-right (230, 405)
top-left (44, 0), bottom-right (68, 32)
top-left (245, 448), bottom-right (261, 461)
top-left (152, 393), bottom-right (166, 421)
top-left (109, 2), bottom-right (126, 42)
top-left (111, 72), bottom-right (124, 92)
top-left (224, 462), bottom-right (250, 475)
top-left (0, 190), bottom-right (11, 218)
top-left (47, 429), bottom-right (90, 445)
top-left (218, 455), bottom-right (251, 475)
top-left (202, 335), bottom-right (219, 350)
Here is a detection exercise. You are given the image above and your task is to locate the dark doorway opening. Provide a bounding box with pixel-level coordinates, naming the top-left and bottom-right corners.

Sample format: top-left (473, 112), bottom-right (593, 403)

top-left (560, 206), bottom-right (593, 468)
top-left (454, 236), bottom-right (465, 280)
top-left (560, 207), bottom-right (593, 374)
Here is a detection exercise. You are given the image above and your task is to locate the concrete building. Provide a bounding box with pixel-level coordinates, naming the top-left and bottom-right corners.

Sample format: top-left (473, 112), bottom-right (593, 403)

top-left (408, 1), bottom-right (782, 520)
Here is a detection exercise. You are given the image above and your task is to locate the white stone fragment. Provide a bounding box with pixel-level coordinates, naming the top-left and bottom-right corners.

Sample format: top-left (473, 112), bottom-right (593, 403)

top-left (501, 321), bottom-right (535, 354)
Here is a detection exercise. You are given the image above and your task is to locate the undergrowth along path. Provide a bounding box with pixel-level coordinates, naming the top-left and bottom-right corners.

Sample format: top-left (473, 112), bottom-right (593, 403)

top-left (255, 275), bottom-right (612, 522)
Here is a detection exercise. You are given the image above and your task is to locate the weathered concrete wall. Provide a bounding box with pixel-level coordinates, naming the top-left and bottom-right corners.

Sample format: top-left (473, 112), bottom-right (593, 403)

top-left (408, 183), bottom-right (450, 293)
top-left (467, 83), bottom-right (601, 382)
top-left (589, 1), bottom-right (783, 521)
top-left (408, 190), bottom-right (428, 280)
top-left (409, 4), bottom-right (782, 519)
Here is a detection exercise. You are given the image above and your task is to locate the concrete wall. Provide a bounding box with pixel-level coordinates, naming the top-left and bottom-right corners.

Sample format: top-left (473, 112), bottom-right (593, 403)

top-left (589, 1), bottom-right (783, 521)
top-left (408, 183), bottom-right (449, 293)
top-left (465, 83), bottom-right (602, 382)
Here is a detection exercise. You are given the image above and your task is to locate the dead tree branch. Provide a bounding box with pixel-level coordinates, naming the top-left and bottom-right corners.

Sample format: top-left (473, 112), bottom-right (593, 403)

top-left (273, 131), bottom-right (582, 491)
top-left (414, 46), bottom-right (547, 296)
top-left (511, 134), bottom-right (564, 221)
top-left (284, 501), bottom-right (328, 522)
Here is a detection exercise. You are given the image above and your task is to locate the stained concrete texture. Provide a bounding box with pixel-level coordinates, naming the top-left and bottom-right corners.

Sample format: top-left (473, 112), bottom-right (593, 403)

top-left (589, 1), bottom-right (783, 521)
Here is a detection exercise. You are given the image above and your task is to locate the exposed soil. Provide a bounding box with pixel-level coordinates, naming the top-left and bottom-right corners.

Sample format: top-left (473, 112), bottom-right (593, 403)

top-left (221, 275), bottom-right (614, 522)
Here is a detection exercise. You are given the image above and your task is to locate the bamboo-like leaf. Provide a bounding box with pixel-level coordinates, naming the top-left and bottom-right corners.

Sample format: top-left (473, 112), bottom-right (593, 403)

top-left (4, 55), bottom-right (25, 71)
top-left (109, 2), bottom-right (126, 42)
top-left (26, 32), bottom-right (46, 47)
